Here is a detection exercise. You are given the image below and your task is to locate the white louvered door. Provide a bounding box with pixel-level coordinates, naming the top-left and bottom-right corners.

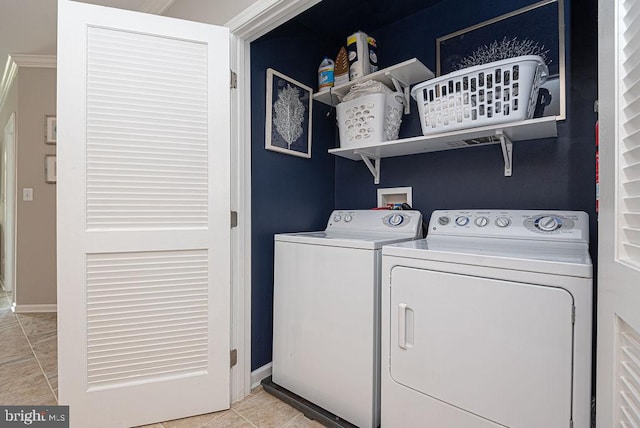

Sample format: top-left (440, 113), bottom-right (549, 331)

top-left (57, 1), bottom-right (230, 426)
top-left (598, 0), bottom-right (640, 426)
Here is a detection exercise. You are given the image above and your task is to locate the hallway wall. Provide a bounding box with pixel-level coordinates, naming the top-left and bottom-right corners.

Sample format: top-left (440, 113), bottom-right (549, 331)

top-left (12, 67), bottom-right (56, 307)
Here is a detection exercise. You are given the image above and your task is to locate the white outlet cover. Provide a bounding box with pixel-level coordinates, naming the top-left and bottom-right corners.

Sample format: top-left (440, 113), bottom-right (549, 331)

top-left (23, 188), bottom-right (33, 201)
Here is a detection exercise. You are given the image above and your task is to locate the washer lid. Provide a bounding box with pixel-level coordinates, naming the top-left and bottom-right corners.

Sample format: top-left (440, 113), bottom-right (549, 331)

top-left (382, 237), bottom-right (593, 278)
top-left (275, 230), bottom-right (417, 250)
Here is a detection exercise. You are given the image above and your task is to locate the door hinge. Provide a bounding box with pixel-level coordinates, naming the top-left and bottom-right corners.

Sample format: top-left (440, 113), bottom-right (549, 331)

top-left (230, 349), bottom-right (238, 368)
top-left (230, 70), bottom-right (237, 89)
top-left (231, 210), bottom-right (238, 228)
top-left (571, 305), bottom-right (576, 325)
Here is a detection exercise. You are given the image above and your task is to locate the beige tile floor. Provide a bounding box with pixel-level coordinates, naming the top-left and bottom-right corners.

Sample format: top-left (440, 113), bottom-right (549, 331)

top-left (0, 289), bottom-right (323, 428)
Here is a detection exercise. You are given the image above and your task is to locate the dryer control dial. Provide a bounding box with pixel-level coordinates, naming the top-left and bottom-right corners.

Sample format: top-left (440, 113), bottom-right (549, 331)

top-left (455, 216), bottom-right (469, 226)
top-left (474, 216), bottom-right (489, 227)
top-left (438, 216), bottom-right (451, 226)
top-left (333, 214), bottom-right (342, 222)
top-left (495, 216), bottom-right (511, 228)
top-left (535, 216), bottom-right (562, 232)
top-left (344, 214), bottom-right (353, 223)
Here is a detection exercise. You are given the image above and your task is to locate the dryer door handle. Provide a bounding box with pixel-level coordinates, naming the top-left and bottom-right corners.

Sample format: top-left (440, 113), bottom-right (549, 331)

top-left (398, 303), bottom-right (414, 350)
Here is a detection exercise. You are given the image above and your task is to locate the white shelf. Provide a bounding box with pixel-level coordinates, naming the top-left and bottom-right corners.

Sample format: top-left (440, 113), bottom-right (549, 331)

top-left (313, 58), bottom-right (434, 109)
top-left (329, 116), bottom-right (559, 183)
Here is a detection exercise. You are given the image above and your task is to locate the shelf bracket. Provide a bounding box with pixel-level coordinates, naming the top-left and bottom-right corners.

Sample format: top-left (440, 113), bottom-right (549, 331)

top-left (357, 152), bottom-right (381, 184)
top-left (387, 74), bottom-right (411, 115)
top-left (497, 130), bottom-right (513, 177)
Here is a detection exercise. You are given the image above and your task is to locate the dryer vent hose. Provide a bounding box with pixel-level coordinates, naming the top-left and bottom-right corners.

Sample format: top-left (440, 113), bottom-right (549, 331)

top-left (398, 203), bottom-right (428, 238)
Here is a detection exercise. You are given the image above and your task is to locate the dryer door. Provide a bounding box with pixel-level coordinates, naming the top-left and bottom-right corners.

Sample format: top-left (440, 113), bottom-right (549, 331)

top-left (389, 267), bottom-right (574, 428)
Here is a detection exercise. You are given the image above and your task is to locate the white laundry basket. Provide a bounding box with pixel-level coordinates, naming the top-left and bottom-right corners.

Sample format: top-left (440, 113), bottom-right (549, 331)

top-left (411, 55), bottom-right (548, 135)
top-left (337, 92), bottom-right (404, 148)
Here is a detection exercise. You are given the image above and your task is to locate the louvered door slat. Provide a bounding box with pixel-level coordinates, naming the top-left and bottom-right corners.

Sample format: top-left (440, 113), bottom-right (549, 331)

top-left (623, 227), bottom-right (640, 245)
top-left (86, 26), bottom-right (208, 230)
top-left (624, 213), bottom-right (640, 228)
top-left (624, 26), bottom-right (640, 52)
top-left (619, 0), bottom-right (640, 266)
top-left (86, 250), bottom-right (209, 388)
top-left (618, 320), bottom-right (640, 425)
top-left (625, 1), bottom-right (640, 26)
top-left (623, 243), bottom-right (640, 261)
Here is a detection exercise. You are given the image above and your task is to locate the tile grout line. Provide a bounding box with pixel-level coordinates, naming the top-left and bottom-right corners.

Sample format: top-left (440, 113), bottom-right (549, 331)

top-left (230, 409), bottom-right (258, 427)
top-left (14, 315), bottom-right (58, 403)
top-left (0, 285), bottom-right (11, 307)
top-left (233, 390), bottom-right (302, 428)
top-left (280, 411), bottom-right (302, 428)
top-left (230, 390), bottom-right (262, 411)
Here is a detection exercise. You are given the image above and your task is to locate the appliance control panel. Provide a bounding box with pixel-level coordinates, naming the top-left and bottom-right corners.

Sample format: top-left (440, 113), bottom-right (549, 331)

top-left (428, 210), bottom-right (589, 243)
top-left (327, 210), bottom-right (423, 236)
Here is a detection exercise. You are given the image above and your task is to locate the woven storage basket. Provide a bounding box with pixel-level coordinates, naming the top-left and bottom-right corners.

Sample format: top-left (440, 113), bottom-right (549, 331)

top-left (411, 55), bottom-right (548, 135)
top-left (337, 92), bottom-right (404, 148)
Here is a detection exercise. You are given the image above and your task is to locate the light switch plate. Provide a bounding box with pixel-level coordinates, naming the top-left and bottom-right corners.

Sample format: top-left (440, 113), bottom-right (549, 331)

top-left (23, 188), bottom-right (33, 201)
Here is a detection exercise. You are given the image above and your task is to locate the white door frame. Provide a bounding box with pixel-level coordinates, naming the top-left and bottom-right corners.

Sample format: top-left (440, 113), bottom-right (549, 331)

top-left (226, 0), bottom-right (321, 402)
top-left (2, 113), bottom-right (15, 296)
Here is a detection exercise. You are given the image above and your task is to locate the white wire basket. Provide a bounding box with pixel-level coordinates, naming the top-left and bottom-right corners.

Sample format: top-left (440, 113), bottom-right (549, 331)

top-left (411, 55), bottom-right (548, 135)
top-left (337, 92), bottom-right (404, 148)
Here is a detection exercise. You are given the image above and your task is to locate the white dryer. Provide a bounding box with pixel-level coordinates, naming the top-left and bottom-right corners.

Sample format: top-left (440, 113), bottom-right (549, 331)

top-left (381, 210), bottom-right (592, 428)
top-left (273, 209), bottom-right (423, 428)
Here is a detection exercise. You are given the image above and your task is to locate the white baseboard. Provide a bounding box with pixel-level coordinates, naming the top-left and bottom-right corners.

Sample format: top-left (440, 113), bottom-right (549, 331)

top-left (250, 362), bottom-right (272, 390)
top-left (14, 304), bottom-right (57, 313)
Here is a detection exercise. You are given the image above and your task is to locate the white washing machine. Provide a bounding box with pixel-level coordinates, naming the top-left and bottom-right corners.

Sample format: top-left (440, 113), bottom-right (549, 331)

top-left (381, 210), bottom-right (592, 428)
top-left (273, 209), bottom-right (423, 428)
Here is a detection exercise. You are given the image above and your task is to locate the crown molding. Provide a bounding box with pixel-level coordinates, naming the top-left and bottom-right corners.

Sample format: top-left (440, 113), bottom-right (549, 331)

top-left (0, 54), bottom-right (57, 113)
top-left (139, 0), bottom-right (176, 14)
top-left (226, 0), bottom-right (321, 42)
top-left (10, 54), bottom-right (57, 68)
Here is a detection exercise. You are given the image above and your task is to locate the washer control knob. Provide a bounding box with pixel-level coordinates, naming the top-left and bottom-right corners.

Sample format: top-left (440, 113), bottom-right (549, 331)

top-left (536, 216), bottom-right (561, 232)
top-left (344, 214), bottom-right (353, 223)
top-left (455, 216), bottom-right (469, 226)
top-left (438, 216), bottom-right (450, 226)
top-left (495, 216), bottom-right (511, 228)
top-left (388, 214), bottom-right (404, 226)
top-left (475, 216), bottom-right (489, 227)
top-left (333, 214), bottom-right (342, 222)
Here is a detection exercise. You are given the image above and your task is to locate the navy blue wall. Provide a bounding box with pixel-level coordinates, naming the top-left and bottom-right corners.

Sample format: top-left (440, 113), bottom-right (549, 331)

top-left (250, 22), bottom-right (336, 370)
top-left (250, 0), bottom-right (598, 371)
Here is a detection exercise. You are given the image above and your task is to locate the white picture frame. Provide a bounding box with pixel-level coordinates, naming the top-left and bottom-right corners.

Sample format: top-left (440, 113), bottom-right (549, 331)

top-left (45, 115), bottom-right (57, 144)
top-left (265, 68), bottom-right (313, 158)
top-left (45, 155), bottom-right (57, 183)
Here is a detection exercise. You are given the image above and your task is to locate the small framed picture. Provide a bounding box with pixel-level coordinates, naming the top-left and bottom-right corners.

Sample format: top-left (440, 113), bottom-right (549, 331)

top-left (45, 115), bottom-right (57, 144)
top-left (265, 68), bottom-right (313, 158)
top-left (45, 155), bottom-right (56, 183)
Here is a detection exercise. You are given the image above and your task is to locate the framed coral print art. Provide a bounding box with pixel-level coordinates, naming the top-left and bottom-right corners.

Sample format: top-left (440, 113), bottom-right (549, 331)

top-left (265, 68), bottom-right (313, 158)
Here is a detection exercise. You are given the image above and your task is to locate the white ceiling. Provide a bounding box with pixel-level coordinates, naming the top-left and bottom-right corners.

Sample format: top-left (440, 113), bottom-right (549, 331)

top-left (0, 0), bottom-right (257, 81)
top-left (1, 0), bottom-right (258, 83)
top-left (0, 0), bottom-right (170, 77)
